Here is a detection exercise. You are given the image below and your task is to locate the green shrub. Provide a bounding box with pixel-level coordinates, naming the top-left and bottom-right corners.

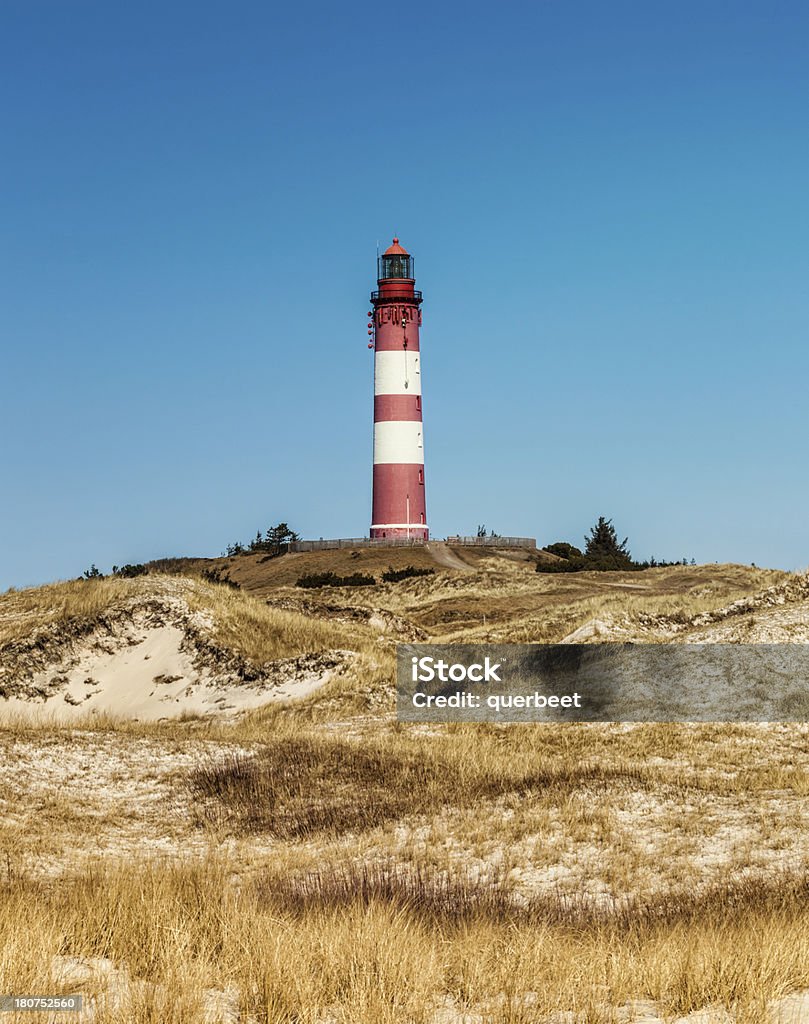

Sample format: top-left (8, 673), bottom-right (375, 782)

top-left (296, 571), bottom-right (376, 589)
top-left (201, 567), bottom-right (240, 589)
top-left (536, 557), bottom-right (589, 574)
top-left (381, 566), bottom-right (436, 583)
top-left (112, 563), bottom-right (148, 578)
top-left (538, 518), bottom-right (636, 573)
top-left (544, 542), bottom-right (583, 560)
top-left (538, 518), bottom-right (690, 573)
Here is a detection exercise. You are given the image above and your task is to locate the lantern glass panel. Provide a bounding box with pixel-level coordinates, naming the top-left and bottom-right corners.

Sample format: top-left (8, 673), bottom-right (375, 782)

top-left (378, 254), bottom-right (414, 280)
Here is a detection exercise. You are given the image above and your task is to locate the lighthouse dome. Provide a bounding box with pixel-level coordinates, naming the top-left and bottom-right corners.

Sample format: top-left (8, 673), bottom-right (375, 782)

top-left (379, 238), bottom-right (413, 281)
top-left (383, 237), bottom-right (409, 256)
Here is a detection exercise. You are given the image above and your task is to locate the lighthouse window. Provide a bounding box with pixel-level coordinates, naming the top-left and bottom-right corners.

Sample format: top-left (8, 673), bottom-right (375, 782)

top-left (418, 469), bottom-right (423, 484)
top-left (379, 254), bottom-right (414, 279)
top-left (416, 396), bottom-right (421, 411)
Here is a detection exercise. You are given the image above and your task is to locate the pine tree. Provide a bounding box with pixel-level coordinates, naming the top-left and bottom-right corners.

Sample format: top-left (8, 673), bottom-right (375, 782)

top-left (583, 517), bottom-right (634, 570)
top-left (264, 523), bottom-right (300, 554)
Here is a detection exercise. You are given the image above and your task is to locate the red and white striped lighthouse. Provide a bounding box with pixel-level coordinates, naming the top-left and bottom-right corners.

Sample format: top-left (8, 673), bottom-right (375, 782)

top-left (369, 238), bottom-right (428, 540)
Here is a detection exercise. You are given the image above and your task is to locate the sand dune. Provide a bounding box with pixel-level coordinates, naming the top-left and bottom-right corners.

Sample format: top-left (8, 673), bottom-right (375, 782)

top-left (0, 575), bottom-right (353, 722)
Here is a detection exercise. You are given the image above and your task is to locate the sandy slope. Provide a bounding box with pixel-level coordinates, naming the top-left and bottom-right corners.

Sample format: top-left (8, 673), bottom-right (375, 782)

top-left (0, 576), bottom-right (352, 722)
top-left (1, 623), bottom-right (342, 721)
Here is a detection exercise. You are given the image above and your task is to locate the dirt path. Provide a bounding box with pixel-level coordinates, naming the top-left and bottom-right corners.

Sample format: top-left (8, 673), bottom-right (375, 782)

top-left (576, 578), bottom-right (651, 590)
top-left (425, 542), bottom-right (474, 571)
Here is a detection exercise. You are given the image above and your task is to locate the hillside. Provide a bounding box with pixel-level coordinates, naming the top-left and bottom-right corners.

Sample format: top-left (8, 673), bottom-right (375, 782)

top-left (0, 555), bottom-right (793, 722)
top-left (4, 560), bottom-right (809, 1022)
top-left (147, 540), bottom-right (559, 592)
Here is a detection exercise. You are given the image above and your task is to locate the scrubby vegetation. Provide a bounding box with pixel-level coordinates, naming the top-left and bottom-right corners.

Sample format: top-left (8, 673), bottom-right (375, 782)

top-left (4, 844), bottom-right (809, 1023)
top-left (5, 556), bottom-right (806, 1021)
top-left (189, 734), bottom-right (649, 839)
top-left (81, 563), bottom-right (148, 580)
top-left (381, 565), bottom-right (436, 583)
top-left (296, 570), bottom-right (376, 588)
top-left (544, 541), bottom-right (583, 561)
top-left (225, 521), bottom-right (299, 557)
top-left (112, 563), bottom-right (148, 578)
top-left (2, 716), bottom-right (809, 1022)
top-left (199, 566), bottom-right (240, 589)
top-left (540, 517), bottom-right (693, 573)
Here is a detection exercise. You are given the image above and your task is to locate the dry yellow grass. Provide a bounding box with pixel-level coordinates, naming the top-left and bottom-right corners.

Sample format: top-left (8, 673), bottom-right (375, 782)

top-left (261, 561), bottom-right (788, 646)
top-left (0, 574), bottom-right (367, 673)
top-left (0, 577), bottom-right (143, 645)
top-left (150, 544), bottom-right (453, 592)
top-left (182, 579), bottom-right (364, 665)
top-left (2, 560), bottom-right (809, 1020)
top-left (2, 851), bottom-right (809, 1023)
top-left (0, 718), bottom-right (807, 1020)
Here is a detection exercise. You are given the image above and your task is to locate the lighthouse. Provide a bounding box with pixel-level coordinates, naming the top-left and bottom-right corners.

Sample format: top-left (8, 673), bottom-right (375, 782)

top-left (369, 238), bottom-right (428, 540)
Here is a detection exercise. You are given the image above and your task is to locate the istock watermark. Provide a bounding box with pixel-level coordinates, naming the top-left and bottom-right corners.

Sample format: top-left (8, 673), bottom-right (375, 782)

top-left (397, 644), bottom-right (809, 723)
top-left (411, 655), bottom-right (503, 683)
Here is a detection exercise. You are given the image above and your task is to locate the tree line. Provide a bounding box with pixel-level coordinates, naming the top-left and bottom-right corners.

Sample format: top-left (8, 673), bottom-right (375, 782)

top-left (79, 517), bottom-right (695, 582)
top-left (224, 523), bottom-right (300, 557)
top-left (538, 516), bottom-right (694, 573)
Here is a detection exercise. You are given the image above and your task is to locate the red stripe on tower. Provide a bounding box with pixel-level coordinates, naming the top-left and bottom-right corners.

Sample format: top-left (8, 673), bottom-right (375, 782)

top-left (369, 238), bottom-right (428, 540)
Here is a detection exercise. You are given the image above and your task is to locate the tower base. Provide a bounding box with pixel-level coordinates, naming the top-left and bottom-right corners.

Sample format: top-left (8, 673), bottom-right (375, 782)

top-left (370, 526), bottom-right (429, 541)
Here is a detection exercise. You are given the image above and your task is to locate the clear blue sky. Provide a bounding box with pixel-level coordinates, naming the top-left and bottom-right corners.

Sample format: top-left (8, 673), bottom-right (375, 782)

top-left (2, 0), bottom-right (807, 588)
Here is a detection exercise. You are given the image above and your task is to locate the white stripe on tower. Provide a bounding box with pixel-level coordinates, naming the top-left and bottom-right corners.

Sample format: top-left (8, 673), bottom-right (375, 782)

top-left (373, 351), bottom-right (421, 396)
top-left (373, 422), bottom-right (424, 464)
